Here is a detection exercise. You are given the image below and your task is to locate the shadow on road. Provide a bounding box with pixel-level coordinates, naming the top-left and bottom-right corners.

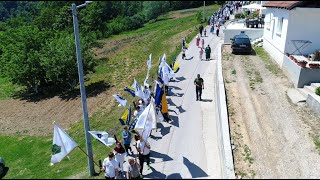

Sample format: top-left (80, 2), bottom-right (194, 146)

top-left (166, 173), bottom-right (183, 179)
top-left (169, 86), bottom-right (182, 91)
top-left (173, 93), bottom-right (184, 97)
top-left (175, 77), bottom-right (186, 82)
top-left (144, 166), bottom-right (166, 179)
top-left (200, 99), bottom-right (213, 102)
top-left (157, 123), bottom-right (171, 137)
top-left (170, 115), bottom-right (179, 128)
top-left (167, 98), bottom-right (177, 106)
top-left (150, 150), bottom-right (173, 163)
top-left (183, 157), bottom-right (208, 178)
top-left (176, 105), bottom-right (186, 114)
top-left (168, 109), bottom-right (178, 115)
top-left (149, 134), bottom-right (162, 141)
top-left (185, 56), bottom-right (194, 60)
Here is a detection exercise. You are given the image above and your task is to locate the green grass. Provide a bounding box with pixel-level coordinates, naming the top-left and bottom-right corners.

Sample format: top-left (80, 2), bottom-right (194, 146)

top-left (314, 136), bottom-right (320, 153)
top-left (254, 47), bottom-right (282, 76)
top-left (0, 4), bottom-right (220, 179)
top-left (0, 77), bottom-right (24, 100)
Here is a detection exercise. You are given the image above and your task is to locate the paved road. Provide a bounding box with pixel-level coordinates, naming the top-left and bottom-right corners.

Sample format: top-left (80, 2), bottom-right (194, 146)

top-left (121, 26), bottom-right (225, 179)
top-left (144, 27), bottom-right (223, 179)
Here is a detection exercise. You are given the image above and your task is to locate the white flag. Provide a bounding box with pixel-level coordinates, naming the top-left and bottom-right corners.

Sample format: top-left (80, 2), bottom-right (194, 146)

top-left (112, 94), bottom-right (127, 107)
top-left (147, 53), bottom-right (152, 70)
top-left (132, 79), bottom-right (145, 98)
top-left (156, 109), bottom-right (164, 122)
top-left (88, 131), bottom-right (116, 147)
top-left (51, 123), bottom-right (78, 164)
top-left (134, 98), bottom-right (157, 141)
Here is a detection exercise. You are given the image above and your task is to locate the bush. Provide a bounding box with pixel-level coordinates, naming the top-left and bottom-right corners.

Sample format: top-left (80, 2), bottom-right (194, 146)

top-left (196, 11), bottom-right (203, 23)
top-left (106, 16), bottom-right (131, 35)
top-left (235, 13), bottom-right (245, 19)
top-left (316, 87), bottom-right (320, 96)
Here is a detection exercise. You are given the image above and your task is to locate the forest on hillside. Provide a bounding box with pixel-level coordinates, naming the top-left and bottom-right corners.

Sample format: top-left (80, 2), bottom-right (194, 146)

top-left (0, 1), bottom-right (222, 94)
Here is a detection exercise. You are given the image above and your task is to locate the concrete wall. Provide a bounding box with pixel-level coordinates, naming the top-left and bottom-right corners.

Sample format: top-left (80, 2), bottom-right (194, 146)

top-left (223, 29), bottom-right (264, 44)
top-left (285, 8), bottom-right (320, 55)
top-left (307, 93), bottom-right (320, 115)
top-left (215, 43), bottom-right (235, 179)
top-left (282, 55), bottom-right (320, 88)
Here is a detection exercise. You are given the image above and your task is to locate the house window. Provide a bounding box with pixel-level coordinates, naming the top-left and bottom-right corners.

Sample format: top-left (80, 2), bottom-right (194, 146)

top-left (277, 17), bottom-right (283, 34)
top-left (265, 13), bottom-right (272, 30)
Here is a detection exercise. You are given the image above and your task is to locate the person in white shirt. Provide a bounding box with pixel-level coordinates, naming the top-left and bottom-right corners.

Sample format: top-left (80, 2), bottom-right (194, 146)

top-left (136, 135), bottom-right (151, 176)
top-left (101, 152), bottom-right (119, 179)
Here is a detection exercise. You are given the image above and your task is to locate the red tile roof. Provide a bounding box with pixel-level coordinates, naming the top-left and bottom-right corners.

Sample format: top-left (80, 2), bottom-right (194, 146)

top-left (262, 1), bottom-right (304, 10)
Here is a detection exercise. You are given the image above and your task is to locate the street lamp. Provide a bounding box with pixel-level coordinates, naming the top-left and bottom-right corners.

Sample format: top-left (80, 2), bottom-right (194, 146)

top-left (71, 1), bottom-right (95, 176)
top-left (203, 1), bottom-right (205, 22)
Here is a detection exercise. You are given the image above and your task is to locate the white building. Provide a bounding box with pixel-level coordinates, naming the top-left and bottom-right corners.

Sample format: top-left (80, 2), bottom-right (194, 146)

top-left (262, 1), bottom-right (320, 67)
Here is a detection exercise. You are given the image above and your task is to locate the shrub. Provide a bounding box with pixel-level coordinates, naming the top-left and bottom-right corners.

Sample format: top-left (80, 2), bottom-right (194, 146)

top-left (316, 87), bottom-right (320, 96)
top-left (106, 16), bottom-right (131, 35)
top-left (235, 13), bottom-right (245, 19)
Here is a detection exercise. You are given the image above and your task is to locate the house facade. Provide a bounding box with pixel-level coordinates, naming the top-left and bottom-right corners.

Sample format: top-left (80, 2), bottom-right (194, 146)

top-left (262, 1), bottom-right (320, 67)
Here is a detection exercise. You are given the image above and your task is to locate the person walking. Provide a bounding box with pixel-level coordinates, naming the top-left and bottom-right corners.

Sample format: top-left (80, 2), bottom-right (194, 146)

top-left (210, 24), bottom-right (214, 34)
top-left (137, 136), bottom-right (151, 176)
top-left (194, 74), bottom-right (204, 101)
top-left (205, 45), bottom-right (211, 61)
top-left (199, 24), bottom-right (204, 37)
top-left (126, 158), bottom-right (142, 179)
top-left (201, 38), bottom-right (205, 49)
top-left (196, 34), bottom-right (200, 47)
top-left (122, 125), bottom-right (133, 156)
top-left (199, 47), bottom-right (203, 61)
top-left (204, 29), bottom-right (207, 37)
top-left (101, 152), bottom-right (119, 179)
top-left (216, 24), bottom-right (220, 37)
top-left (113, 142), bottom-right (126, 174)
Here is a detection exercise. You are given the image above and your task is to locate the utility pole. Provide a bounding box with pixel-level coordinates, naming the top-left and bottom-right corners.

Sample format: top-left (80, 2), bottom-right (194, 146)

top-left (203, 1), bottom-right (206, 22)
top-left (71, 2), bottom-right (95, 176)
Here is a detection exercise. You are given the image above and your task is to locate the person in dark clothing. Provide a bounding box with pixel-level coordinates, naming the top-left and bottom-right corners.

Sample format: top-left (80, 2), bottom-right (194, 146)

top-left (194, 74), bottom-right (204, 101)
top-left (205, 45), bottom-right (211, 61)
top-left (199, 24), bottom-right (204, 37)
top-left (216, 25), bottom-right (220, 37)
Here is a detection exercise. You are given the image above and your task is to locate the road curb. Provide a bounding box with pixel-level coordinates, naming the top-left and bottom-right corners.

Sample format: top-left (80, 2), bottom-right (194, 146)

top-left (214, 42), bottom-right (236, 179)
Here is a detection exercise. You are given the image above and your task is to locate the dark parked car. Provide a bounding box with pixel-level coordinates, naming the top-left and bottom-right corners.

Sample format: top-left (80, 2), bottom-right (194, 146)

top-left (230, 33), bottom-right (252, 54)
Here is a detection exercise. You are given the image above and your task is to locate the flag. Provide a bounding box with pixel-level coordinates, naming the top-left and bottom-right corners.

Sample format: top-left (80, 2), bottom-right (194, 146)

top-left (119, 109), bottom-right (129, 125)
top-left (134, 98), bottom-right (157, 141)
top-left (147, 53), bottom-right (152, 70)
top-left (112, 94), bottom-right (127, 107)
top-left (154, 81), bottom-right (164, 106)
top-left (119, 106), bottom-right (132, 126)
top-left (51, 123), bottom-right (78, 165)
top-left (173, 61), bottom-right (179, 73)
top-left (88, 131), bottom-right (116, 147)
top-left (124, 86), bottom-right (136, 97)
top-left (132, 79), bottom-right (144, 98)
top-left (156, 108), bottom-right (164, 122)
top-left (129, 118), bottom-right (138, 130)
top-left (144, 74), bottom-right (149, 87)
top-left (161, 91), bottom-right (168, 113)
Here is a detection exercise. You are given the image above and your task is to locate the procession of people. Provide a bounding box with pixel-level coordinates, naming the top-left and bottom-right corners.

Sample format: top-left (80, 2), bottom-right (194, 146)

top-left (101, 1), bottom-right (242, 179)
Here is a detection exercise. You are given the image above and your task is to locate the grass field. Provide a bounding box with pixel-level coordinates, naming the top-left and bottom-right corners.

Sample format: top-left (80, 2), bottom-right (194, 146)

top-left (0, 4), bottom-right (220, 179)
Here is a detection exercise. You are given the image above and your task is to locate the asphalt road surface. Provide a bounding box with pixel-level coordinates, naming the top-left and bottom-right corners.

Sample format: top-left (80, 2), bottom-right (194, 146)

top-left (136, 26), bottom-right (224, 179)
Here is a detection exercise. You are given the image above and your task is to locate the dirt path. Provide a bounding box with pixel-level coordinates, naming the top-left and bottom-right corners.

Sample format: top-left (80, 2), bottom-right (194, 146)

top-left (222, 45), bottom-right (320, 179)
top-left (0, 88), bottom-right (117, 136)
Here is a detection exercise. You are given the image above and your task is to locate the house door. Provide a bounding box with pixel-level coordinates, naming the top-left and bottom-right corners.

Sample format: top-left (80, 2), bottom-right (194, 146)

top-left (271, 19), bottom-right (275, 39)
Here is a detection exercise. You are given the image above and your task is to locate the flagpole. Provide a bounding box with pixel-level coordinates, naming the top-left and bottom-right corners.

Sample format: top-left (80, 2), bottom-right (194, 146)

top-left (78, 146), bottom-right (100, 167)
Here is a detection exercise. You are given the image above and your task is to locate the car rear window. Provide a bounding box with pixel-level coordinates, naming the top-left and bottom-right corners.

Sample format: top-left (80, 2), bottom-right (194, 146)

top-left (235, 38), bottom-right (250, 44)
